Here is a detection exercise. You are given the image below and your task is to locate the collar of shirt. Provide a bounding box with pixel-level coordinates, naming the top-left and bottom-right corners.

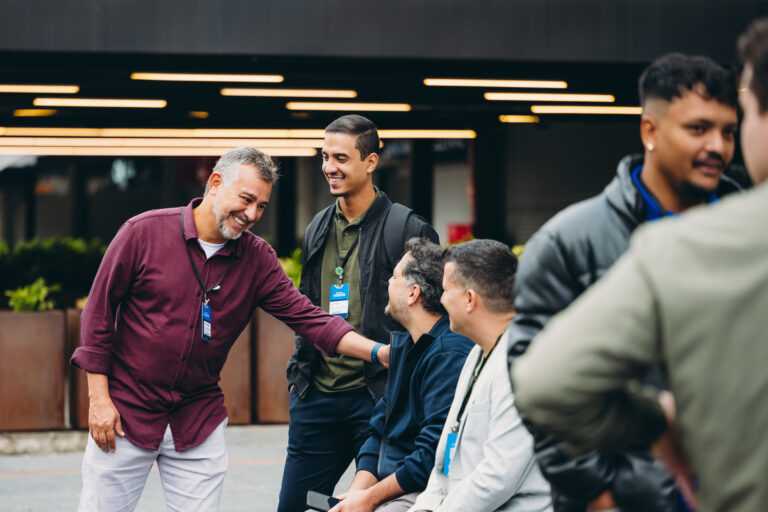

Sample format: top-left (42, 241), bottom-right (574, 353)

top-left (631, 165), bottom-right (719, 222)
top-left (334, 186), bottom-right (383, 226)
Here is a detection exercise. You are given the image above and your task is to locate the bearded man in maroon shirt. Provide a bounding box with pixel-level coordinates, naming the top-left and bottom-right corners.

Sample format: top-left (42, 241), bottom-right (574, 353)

top-left (71, 146), bottom-right (388, 512)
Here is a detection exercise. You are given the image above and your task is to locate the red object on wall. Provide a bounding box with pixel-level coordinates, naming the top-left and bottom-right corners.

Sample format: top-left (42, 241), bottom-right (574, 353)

top-left (447, 223), bottom-right (473, 244)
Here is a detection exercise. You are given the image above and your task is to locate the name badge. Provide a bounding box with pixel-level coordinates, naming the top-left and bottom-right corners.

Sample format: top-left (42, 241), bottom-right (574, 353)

top-left (329, 284), bottom-right (350, 319)
top-left (443, 431), bottom-right (458, 475)
top-left (201, 301), bottom-right (212, 342)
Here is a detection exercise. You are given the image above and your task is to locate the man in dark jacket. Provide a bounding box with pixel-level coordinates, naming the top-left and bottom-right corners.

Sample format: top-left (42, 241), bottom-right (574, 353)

top-left (278, 116), bottom-right (439, 511)
top-left (506, 53), bottom-right (741, 512)
top-left (330, 238), bottom-right (472, 512)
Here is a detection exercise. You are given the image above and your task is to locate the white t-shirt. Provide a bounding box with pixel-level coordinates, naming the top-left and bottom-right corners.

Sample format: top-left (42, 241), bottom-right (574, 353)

top-left (198, 239), bottom-right (227, 259)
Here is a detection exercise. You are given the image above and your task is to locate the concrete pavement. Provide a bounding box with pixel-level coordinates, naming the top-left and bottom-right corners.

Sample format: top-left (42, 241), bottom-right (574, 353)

top-left (0, 425), bottom-right (355, 512)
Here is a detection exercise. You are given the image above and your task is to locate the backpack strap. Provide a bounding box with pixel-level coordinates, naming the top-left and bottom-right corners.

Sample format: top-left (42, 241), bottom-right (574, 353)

top-left (382, 203), bottom-right (413, 269)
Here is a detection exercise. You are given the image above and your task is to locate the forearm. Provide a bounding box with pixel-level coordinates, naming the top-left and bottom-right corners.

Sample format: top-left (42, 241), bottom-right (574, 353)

top-left (366, 473), bottom-right (405, 507)
top-left (336, 331), bottom-right (388, 366)
top-left (348, 470), bottom-right (378, 492)
top-left (86, 372), bottom-right (111, 401)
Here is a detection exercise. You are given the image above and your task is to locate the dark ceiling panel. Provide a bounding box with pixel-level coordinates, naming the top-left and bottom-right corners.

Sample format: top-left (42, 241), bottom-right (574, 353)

top-left (0, 0), bottom-right (765, 62)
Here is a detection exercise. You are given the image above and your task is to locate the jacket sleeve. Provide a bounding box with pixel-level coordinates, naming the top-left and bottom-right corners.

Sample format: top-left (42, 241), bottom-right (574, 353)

top-left (508, 228), bottom-right (638, 506)
top-left (512, 248), bottom-right (668, 458)
top-left (438, 359), bottom-right (538, 512)
top-left (356, 393), bottom-right (387, 478)
top-left (71, 221), bottom-right (139, 375)
top-left (394, 350), bottom-right (468, 493)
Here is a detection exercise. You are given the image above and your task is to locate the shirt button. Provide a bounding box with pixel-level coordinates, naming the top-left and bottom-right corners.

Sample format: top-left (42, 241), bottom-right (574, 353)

top-left (189, 324), bottom-right (194, 329)
top-left (197, 291), bottom-right (201, 297)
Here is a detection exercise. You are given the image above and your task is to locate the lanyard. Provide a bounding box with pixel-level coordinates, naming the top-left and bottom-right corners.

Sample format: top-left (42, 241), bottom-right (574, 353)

top-left (179, 209), bottom-right (223, 305)
top-left (451, 340), bottom-right (498, 433)
top-left (332, 223), bottom-right (360, 284)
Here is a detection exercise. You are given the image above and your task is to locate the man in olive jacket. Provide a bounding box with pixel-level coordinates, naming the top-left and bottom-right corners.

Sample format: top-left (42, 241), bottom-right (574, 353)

top-left (506, 53), bottom-right (740, 511)
top-left (512, 18), bottom-right (768, 512)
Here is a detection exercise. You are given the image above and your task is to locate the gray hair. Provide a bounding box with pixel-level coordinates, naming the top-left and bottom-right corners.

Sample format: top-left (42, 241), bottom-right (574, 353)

top-left (205, 146), bottom-right (279, 195)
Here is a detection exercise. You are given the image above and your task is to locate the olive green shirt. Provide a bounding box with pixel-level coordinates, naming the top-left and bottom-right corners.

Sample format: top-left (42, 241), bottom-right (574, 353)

top-left (314, 189), bottom-right (382, 392)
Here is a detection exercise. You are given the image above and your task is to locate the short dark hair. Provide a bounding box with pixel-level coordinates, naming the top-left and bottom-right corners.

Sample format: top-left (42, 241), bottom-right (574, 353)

top-left (402, 238), bottom-right (447, 316)
top-left (444, 239), bottom-right (517, 314)
top-left (325, 114), bottom-right (379, 159)
top-left (638, 52), bottom-right (737, 109)
top-left (739, 17), bottom-right (768, 113)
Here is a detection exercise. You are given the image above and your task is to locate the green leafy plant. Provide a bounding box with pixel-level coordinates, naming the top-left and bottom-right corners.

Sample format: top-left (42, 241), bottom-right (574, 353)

top-left (5, 278), bottom-right (62, 312)
top-left (279, 248), bottom-right (302, 288)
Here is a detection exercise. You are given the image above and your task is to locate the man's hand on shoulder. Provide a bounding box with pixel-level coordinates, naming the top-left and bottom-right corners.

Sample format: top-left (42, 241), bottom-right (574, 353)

top-left (377, 344), bottom-right (390, 368)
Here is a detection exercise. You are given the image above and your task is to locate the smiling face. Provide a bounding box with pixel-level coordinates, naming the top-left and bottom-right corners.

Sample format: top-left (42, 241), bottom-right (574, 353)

top-left (643, 88), bottom-right (738, 196)
top-left (209, 164), bottom-right (272, 240)
top-left (321, 132), bottom-right (377, 198)
top-left (440, 262), bottom-right (469, 336)
top-left (386, 252), bottom-right (414, 324)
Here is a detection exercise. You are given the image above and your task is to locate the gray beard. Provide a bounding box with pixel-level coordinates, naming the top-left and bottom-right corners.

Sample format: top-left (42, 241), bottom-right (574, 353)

top-left (213, 205), bottom-right (243, 240)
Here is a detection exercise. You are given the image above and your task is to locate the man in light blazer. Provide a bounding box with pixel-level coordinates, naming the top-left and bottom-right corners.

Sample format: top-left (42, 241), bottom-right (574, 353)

top-left (409, 240), bottom-right (552, 512)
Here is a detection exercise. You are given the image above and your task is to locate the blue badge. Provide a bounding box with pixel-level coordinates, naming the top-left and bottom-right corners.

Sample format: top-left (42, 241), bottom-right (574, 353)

top-left (201, 301), bottom-right (212, 342)
top-left (443, 431), bottom-right (458, 475)
top-left (328, 283), bottom-right (350, 319)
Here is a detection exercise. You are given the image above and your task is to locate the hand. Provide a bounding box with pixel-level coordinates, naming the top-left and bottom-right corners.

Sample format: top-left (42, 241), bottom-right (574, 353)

top-left (652, 391), bottom-right (697, 510)
top-left (329, 490), bottom-right (376, 512)
top-left (377, 344), bottom-right (390, 368)
top-left (88, 395), bottom-right (125, 452)
top-left (587, 490), bottom-right (618, 511)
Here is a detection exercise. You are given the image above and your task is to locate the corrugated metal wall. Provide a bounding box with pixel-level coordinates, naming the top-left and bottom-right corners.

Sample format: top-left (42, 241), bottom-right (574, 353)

top-left (504, 119), bottom-right (639, 244)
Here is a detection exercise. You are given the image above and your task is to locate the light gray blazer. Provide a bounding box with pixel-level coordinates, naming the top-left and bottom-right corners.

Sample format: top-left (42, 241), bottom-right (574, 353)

top-left (409, 325), bottom-right (552, 512)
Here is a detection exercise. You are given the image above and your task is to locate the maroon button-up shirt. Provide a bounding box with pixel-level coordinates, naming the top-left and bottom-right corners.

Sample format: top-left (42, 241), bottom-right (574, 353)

top-left (71, 199), bottom-right (353, 451)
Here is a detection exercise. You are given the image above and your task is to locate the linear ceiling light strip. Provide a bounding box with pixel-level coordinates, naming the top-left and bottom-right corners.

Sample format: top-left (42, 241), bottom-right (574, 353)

top-left (131, 73), bottom-right (284, 83)
top-left (0, 146), bottom-right (317, 157)
top-left (424, 78), bottom-right (567, 89)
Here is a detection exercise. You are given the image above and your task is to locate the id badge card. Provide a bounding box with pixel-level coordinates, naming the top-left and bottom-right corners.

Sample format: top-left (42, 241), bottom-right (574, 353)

top-left (329, 284), bottom-right (350, 318)
top-left (442, 431), bottom-right (458, 475)
top-left (201, 301), bottom-right (212, 342)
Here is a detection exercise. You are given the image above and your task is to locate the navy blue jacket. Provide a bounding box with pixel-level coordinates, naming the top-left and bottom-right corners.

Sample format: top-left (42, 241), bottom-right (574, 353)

top-left (356, 315), bottom-right (473, 492)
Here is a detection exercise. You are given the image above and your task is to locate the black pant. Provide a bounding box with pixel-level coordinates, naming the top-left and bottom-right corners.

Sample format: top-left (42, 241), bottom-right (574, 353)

top-left (277, 385), bottom-right (375, 512)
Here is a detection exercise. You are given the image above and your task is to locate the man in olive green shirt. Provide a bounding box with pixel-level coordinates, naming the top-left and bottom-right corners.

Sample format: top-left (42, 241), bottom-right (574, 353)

top-left (511, 20), bottom-right (768, 512)
top-left (279, 115), bottom-right (438, 512)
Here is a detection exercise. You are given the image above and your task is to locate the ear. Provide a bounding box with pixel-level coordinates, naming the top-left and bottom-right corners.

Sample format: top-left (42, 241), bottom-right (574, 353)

top-left (406, 284), bottom-right (421, 307)
top-left (364, 152), bottom-right (379, 176)
top-left (640, 115), bottom-right (658, 153)
top-left (208, 172), bottom-right (224, 196)
top-left (465, 288), bottom-right (479, 313)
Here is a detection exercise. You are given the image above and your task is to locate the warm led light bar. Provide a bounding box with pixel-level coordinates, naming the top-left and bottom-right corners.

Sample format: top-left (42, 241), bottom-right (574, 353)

top-left (131, 72), bottom-right (284, 83)
top-left (13, 109), bottom-right (57, 117)
top-left (0, 146), bottom-right (316, 157)
top-left (286, 102), bottom-right (411, 112)
top-left (0, 137), bottom-right (324, 148)
top-left (189, 111), bottom-right (210, 119)
top-left (0, 85), bottom-right (79, 94)
top-left (531, 105), bottom-right (642, 115)
top-left (486, 92), bottom-right (615, 102)
top-left (222, 88), bottom-right (357, 98)
top-left (424, 78), bottom-right (567, 89)
top-left (378, 130), bottom-right (476, 139)
top-left (0, 127), bottom-right (476, 139)
top-left (33, 98), bottom-right (167, 108)
top-left (499, 115), bottom-right (539, 123)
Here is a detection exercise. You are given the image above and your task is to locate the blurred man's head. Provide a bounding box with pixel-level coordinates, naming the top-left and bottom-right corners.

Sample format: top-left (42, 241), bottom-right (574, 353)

top-left (441, 239), bottom-right (517, 339)
top-left (322, 115), bottom-right (379, 198)
top-left (739, 18), bottom-right (768, 185)
top-left (204, 147), bottom-right (278, 240)
top-left (639, 53), bottom-right (738, 199)
top-left (386, 238), bottom-right (446, 327)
